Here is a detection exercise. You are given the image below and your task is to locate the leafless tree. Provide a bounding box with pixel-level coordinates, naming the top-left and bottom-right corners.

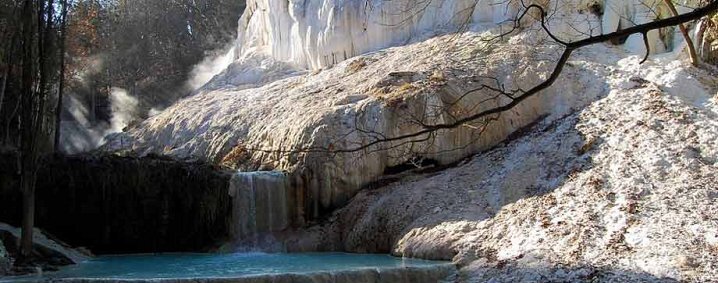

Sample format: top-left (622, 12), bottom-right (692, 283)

top-left (11, 0), bottom-right (71, 262)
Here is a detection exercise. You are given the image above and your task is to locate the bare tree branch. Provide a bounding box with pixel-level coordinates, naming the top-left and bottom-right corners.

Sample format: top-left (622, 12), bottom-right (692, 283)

top-left (663, 0), bottom-right (700, 65)
top-left (241, 1), bottom-right (718, 157)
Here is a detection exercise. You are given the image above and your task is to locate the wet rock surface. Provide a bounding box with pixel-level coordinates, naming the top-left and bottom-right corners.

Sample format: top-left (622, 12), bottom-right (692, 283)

top-left (0, 155), bottom-right (233, 254)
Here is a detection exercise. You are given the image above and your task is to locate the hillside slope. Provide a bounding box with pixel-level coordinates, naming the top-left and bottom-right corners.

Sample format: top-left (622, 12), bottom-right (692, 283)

top-left (102, 0), bottom-right (706, 218)
top-left (281, 56), bottom-right (718, 282)
top-left (99, 1), bottom-right (718, 281)
top-left (103, 30), bottom-right (611, 218)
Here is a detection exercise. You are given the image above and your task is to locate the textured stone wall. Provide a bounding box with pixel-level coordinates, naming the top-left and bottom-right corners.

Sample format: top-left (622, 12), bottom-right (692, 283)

top-left (0, 154), bottom-right (233, 254)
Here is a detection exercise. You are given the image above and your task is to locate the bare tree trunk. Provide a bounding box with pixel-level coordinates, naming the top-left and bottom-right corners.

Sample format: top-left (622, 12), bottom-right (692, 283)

top-left (0, 19), bottom-right (18, 125)
top-left (663, 0), bottom-right (700, 65)
top-left (19, 0), bottom-right (37, 260)
top-left (0, 67), bottom-right (7, 118)
top-left (695, 17), bottom-right (711, 59)
top-left (0, 33), bottom-right (9, 118)
top-left (54, 0), bottom-right (68, 152)
top-left (18, 0), bottom-right (60, 260)
top-left (90, 84), bottom-right (96, 122)
top-left (19, 168), bottom-right (36, 259)
top-left (5, 96), bottom-right (21, 146)
top-left (0, 2), bottom-right (20, 146)
top-left (36, 0), bottom-right (54, 144)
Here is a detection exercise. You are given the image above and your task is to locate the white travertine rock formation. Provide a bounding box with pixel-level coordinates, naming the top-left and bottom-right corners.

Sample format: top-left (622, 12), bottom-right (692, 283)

top-left (280, 56), bottom-right (718, 282)
top-left (235, 0), bottom-right (516, 69)
top-left (106, 32), bottom-right (606, 219)
top-left (235, 0), bottom-right (695, 71)
top-left (601, 0), bottom-right (703, 55)
top-left (104, 0), bottom-right (704, 222)
top-left (235, 0), bottom-right (608, 70)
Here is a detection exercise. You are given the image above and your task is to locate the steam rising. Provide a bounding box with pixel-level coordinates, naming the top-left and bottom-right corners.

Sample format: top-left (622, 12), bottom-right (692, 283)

top-left (148, 107), bottom-right (164, 117)
top-left (187, 46), bottom-right (237, 90)
top-left (59, 44), bottom-right (237, 154)
top-left (107, 87), bottom-right (139, 134)
top-left (60, 95), bottom-right (105, 154)
top-left (60, 87), bottom-right (139, 154)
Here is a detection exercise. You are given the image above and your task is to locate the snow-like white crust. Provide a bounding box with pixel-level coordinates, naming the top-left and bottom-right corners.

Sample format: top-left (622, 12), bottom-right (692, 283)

top-left (283, 56), bottom-right (718, 282)
top-left (103, 0), bottom-right (709, 218)
top-left (235, 0), bottom-right (697, 71)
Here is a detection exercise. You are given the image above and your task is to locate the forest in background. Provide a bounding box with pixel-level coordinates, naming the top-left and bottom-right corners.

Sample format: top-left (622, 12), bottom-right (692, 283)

top-left (0, 0), bottom-right (244, 154)
top-left (0, 0), bottom-right (716, 273)
top-left (0, 0), bottom-right (244, 262)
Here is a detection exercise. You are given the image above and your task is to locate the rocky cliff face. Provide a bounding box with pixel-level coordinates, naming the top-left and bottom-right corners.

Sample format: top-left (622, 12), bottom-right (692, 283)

top-left (234, 0), bottom-right (522, 70)
top-left (234, 0), bottom-right (699, 70)
top-left (101, 0), bottom-right (712, 252)
top-left (279, 56), bottom-right (718, 282)
top-left (103, 0), bottom-right (612, 219)
top-left (105, 33), bottom-right (608, 220)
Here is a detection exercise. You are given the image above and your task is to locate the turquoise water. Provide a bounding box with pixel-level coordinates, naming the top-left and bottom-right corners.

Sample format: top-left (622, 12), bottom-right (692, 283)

top-left (5, 252), bottom-right (447, 281)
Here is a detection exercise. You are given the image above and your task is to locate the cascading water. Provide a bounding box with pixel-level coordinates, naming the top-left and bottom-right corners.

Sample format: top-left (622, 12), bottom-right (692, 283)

top-left (228, 171), bottom-right (294, 249)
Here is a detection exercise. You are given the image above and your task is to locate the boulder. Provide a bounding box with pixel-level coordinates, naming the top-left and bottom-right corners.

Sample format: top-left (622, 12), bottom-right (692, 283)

top-left (0, 223), bottom-right (92, 274)
top-left (0, 223), bottom-right (89, 265)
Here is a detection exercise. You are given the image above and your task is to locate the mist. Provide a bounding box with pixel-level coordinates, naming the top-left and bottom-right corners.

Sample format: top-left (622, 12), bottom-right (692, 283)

top-left (187, 45), bottom-right (237, 91)
top-left (60, 87), bottom-right (140, 154)
top-left (59, 46), bottom-right (238, 154)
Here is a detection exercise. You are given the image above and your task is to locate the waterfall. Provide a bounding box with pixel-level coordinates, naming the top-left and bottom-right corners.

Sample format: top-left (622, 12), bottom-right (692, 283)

top-left (229, 171), bottom-right (294, 248)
